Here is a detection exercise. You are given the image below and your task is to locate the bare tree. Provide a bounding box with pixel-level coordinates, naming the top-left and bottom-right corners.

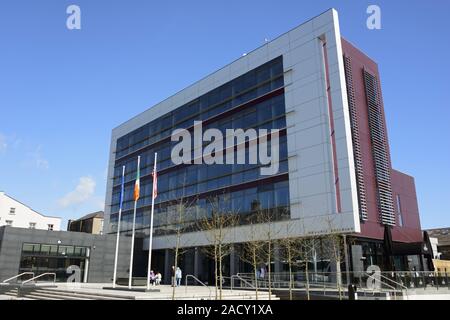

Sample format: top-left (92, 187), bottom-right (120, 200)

top-left (297, 235), bottom-right (319, 300)
top-left (322, 215), bottom-right (346, 300)
top-left (236, 203), bottom-right (281, 300)
top-left (278, 220), bottom-right (320, 300)
top-left (164, 172), bottom-right (197, 300)
top-left (197, 193), bottom-right (239, 300)
top-left (277, 223), bottom-right (300, 300)
top-left (256, 207), bottom-right (281, 300)
top-left (238, 219), bottom-right (265, 300)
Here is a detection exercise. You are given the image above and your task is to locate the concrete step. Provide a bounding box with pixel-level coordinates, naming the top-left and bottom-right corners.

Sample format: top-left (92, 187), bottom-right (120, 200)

top-left (37, 288), bottom-right (134, 300)
top-left (15, 285), bottom-right (280, 301)
top-left (148, 293), bottom-right (279, 300)
top-left (23, 292), bottom-right (62, 300)
top-left (238, 296), bottom-right (278, 300)
top-left (2, 287), bottom-right (78, 300)
top-left (1, 295), bottom-right (35, 300)
top-left (30, 290), bottom-right (94, 300)
top-left (143, 295), bottom-right (277, 300)
top-left (222, 294), bottom-right (279, 300)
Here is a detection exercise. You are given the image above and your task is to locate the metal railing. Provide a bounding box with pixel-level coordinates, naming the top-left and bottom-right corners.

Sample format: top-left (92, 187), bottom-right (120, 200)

top-left (230, 275), bottom-right (255, 291)
top-left (392, 271), bottom-right (450, 291)
top-left (380, 274), bottom-right (409, 300)
top-left (366, 272), bottom-right (400, 300)
top-left (185, 275), bottom-right (212, 299)
top-left (22, 273), bottom-right (56, 286)
top-left (237, 272), bottom-right (335, 290)
top-left (180, 270), bottom-right (448, 300)
top-left (2, 272), bottom-right (35, 284)
top-left (233, 271), bottom-right (423, 297)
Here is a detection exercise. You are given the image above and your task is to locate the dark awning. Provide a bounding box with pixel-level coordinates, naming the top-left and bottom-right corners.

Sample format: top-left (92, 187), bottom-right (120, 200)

top-left (391, 241), bottom-right (423, 256)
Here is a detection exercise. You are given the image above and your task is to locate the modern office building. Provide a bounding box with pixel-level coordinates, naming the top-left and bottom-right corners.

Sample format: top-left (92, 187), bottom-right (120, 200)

top-left (68, 211), bottom-right (105, 235)
top-left (104, 9), bottom-right (426, 283)
top-left (0, 191), bottom-right (61, 231)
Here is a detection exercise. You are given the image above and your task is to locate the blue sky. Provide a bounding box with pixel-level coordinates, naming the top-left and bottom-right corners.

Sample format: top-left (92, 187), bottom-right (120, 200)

top-left (0, 0), bottom-right (448, 229)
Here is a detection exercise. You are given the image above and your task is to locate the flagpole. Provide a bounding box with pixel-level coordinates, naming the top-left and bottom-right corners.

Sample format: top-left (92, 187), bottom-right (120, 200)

top-left (146, 153), bottom-right (158, 290)
top-left (128, 156), bottom-right (140, 289)
top-left (128, 201), bottom-right (137, 289)
top-left (112, 165), bottom-right (125, 289)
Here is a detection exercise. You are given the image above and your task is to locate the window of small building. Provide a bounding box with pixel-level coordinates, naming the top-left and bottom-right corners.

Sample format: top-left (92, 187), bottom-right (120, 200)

top-left (22, 243), bottom-right (41, 253)
top-left (58, 245), bottom-right (74, 256)
top-left (40, 244), bottom-right (58, 255)
top-left (74, 246), bottom-right (87, 257)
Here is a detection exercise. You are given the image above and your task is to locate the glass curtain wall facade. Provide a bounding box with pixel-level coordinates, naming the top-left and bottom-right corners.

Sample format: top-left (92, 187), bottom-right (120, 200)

top-left (109, 56), bottom-right (290, 237)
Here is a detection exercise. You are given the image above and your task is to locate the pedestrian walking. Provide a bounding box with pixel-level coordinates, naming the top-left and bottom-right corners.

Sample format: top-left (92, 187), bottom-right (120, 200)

top-left (155, 271), bottom-right (162, 285)
top-left (149, 270), bottom-right (156, 286)
top-left (175, 267), bottom-right (182, 287)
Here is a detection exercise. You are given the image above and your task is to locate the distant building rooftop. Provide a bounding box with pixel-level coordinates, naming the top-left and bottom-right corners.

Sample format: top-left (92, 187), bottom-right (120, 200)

top-left (67, 211), bottom-right (104, 235)
top-left (71, 211), bottom-right (104, 222)
top-left (426, 228), bottom-right (450, 246)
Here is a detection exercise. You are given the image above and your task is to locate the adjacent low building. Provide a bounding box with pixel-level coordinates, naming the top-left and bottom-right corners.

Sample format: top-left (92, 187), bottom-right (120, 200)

top-left (0, 200), bottom-right (124, 283)
top-left (0, 191), bottom-right (61, 231)
top-left (67, 211), bottom-right (104, 235)
top-left (426, 228), bottom-right (450, 260)
top-left (0, 225), bottom-right (131, 283)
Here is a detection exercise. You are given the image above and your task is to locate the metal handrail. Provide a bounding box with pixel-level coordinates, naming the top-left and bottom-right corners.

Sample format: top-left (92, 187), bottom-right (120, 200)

top-left (235, 271), bottom-right (444, 277)
top-left (364, 273), bottom-right (403, 300)
top-left (231, 274), bottom-right (256, 290)
top-left (237, 272), bottom-right (319, 289)
top-left (379, 274), bottom-right (408, 291)
top-left (232, 271), bottom-right (432, 300)
top-left (378, 273), bottom-right (408, 300)
top-left (185, 275), bottom-right (212, 299)
top-left (22, 273), bottom-right (56, 285)
top-left (235, 273), bottom-right (336, 290)
top-left (220, 275), bottom-right (254, 289)
top-left (366, 273), bottom-right (396, 291)
top-left (2, 272), bottom-right (35, 284)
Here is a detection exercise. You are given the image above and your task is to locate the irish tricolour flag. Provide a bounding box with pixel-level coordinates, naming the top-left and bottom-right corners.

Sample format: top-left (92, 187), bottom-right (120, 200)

top-left (133, 156), bottom-right (141, 201)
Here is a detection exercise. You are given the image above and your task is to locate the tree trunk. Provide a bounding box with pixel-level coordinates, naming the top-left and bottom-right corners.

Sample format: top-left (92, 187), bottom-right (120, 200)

top-left (288, 246), bottom-right (293, 300)
top-left (334, 238), bottom-right (342, 300)
top-left (253, 248), bottom-right (259, 300)
top-left (218, 224), bottom-right (223, 300)
top-left (305, 254), bottom-right (310, 300)
top-left (336, 256), bottom-right (342, 300)
top-left (219, 243), bottom-right (223, 300)
top-left (172, 245), bottom-right (178, 300)
top-left (214, 244), bottom-right (218, 300)
top-left (267, 241), bottom-right (272, 300)
top-left (172, 204), bottom-right (183, 300)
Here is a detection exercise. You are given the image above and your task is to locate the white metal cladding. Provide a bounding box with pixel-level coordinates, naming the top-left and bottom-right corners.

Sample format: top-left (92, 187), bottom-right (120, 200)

top-left (363, 70), bottom-right (396, 226)
top-left (343, 56), bottom-right (368, 221)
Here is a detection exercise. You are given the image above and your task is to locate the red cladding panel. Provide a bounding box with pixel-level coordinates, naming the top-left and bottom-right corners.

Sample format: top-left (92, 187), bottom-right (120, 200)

top-left (341, 38), bottom-right (422, 243)
top-left (391, 169), bottom-right (423, 242)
